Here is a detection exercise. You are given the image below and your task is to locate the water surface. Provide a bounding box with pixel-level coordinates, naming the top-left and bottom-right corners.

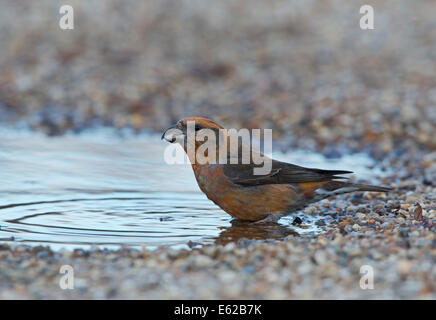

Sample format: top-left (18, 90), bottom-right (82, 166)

top-left (0, 128), bottom-right (385, 250)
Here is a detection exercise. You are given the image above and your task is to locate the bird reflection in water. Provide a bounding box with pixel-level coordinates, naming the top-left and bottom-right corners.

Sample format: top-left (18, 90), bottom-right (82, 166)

top-left (214, 219), bottom-right (298, 246)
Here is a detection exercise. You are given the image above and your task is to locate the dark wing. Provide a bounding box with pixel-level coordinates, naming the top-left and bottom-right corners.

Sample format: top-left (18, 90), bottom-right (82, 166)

top-left (222, 160), bottom-right (352, 187)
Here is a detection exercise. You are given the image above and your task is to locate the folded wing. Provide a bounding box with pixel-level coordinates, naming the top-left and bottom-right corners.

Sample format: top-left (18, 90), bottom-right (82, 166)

top-left (223, 160), bottom-right (352, 187)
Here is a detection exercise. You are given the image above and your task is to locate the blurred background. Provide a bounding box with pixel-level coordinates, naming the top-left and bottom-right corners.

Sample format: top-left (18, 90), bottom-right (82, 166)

top-left (1, 0), bottom-right (435, 153)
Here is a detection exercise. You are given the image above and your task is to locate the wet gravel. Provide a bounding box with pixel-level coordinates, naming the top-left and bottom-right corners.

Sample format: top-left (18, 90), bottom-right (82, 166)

top-left (1, 0), bottom-right (435, 299)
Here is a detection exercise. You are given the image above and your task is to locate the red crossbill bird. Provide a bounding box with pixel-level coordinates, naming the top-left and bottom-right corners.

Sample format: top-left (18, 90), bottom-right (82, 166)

top-left (161, 117), bottom-right (391, 223)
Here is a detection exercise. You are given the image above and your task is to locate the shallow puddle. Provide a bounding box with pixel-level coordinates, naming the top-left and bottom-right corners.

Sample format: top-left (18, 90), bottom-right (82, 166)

top-left (0, 128), bottom-right (387, 250)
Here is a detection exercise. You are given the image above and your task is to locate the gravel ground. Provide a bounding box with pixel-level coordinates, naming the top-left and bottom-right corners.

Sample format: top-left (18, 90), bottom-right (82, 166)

top-left (1, 151), bottom-right (435, 299)
top-left (0, 0), bottom-right (435, 299)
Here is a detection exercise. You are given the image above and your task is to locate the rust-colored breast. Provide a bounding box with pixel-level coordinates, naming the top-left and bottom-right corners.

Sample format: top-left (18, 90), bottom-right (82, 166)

top-left (193, 164), bottom-right (301, 221)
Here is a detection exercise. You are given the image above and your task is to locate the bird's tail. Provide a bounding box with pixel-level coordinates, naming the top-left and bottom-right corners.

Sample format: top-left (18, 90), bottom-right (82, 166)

top-left (318, 181), bottom-right (392, 197)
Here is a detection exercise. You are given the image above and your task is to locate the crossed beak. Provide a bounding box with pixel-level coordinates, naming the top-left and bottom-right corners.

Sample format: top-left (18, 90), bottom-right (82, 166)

top-left (161, 125), bottom-right (184, 143)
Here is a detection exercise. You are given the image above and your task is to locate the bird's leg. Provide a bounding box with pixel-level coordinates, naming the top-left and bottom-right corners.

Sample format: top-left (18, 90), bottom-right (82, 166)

top-left (251, 214), bottom-right (282, 225)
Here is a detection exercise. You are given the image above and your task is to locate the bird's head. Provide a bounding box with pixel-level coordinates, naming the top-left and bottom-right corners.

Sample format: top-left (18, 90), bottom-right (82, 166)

top-left (161, 117), bottom-right (223, 143)
top-left (161, 117), bottom-right (226, 163)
